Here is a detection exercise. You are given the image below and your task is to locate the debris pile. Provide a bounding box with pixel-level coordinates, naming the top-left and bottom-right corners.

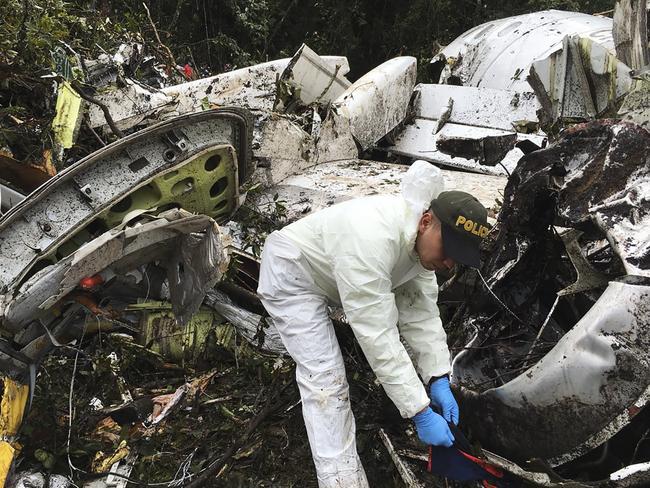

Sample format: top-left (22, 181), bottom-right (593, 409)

top-left (1, 3), bottom-right (650, 487)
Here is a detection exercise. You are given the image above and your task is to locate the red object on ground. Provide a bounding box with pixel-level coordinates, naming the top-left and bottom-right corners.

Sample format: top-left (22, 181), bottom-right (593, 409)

top-left (79, 274), bottom-right (104, 290)
top-left (183, 63), bottom-right (194, 79)
top-left (458, 450), bottom-right (504, 479)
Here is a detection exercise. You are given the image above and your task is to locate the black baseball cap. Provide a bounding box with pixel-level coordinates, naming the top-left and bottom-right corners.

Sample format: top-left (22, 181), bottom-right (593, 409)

top-left (429, 191), bottom-right (490, 268)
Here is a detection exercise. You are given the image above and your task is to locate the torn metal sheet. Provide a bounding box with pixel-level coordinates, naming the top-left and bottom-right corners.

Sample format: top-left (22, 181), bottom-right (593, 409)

top-left (87, 56), bottom-right (349, 131)
top-left (450, 120), bottom-right (650, 467)
top-left (410, 84), bottom-right (541, 132)
top-left (528, 34), bottom-right (632, 124)
top-left (5, 209), bottom-right (229, 332)
top-left (456, 279), bottom-right (650, 465)
top-left (166, 222), bottom-right (229, 324)
top-left (253, 110), bottom-right (358, 186)
top-left (87, 79), bottom-right (174, 132)
top-left (386, 118), bottom-right (544, 175)
top-left (0, 108), bottom-right (251, 300)
top-left (436, 10), bottom-right (615, 92)
top-left (333, 57), bottom-right (417, 150)
top-left (253, 114), bottom-right (317, 184)
top-left (274, 44), bottom-right (351, 112)
top-left (385, 83), bottom-right (545, 174)
top-left (253, 159), bottom-right (506, 222)
top-left (556, 122), bottom-right (650, 278)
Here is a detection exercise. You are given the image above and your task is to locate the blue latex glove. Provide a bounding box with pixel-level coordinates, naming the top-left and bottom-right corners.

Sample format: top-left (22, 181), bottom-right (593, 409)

top-left (413, 407), bottom-right (455, 447)
top-left (429, 376), bottom-right (460, 425)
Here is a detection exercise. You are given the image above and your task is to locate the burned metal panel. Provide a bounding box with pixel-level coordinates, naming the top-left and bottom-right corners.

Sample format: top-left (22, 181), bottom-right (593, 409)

top-left (449, 120), bottom-right (650, 466)
top-left (334, 57), bottom-right (417, 149)
top-left (455, 280), bottom-right (650, 465)
top-left (0, 108), bottom-right (251, 297)
top-left (618, 79), bottom-right (650, 128)
top-left (437, 10), bottom-right (614, 91)
top-left (554, 122), bottom-right (650, 277)
top-left (435, 128), bottom-right (517, 166)
top-left (386, 82), bottom-right (545, 174)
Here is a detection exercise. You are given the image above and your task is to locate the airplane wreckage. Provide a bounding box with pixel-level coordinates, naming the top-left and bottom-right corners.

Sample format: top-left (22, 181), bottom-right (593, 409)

top-left (0, 3), bottom-right (649, 487)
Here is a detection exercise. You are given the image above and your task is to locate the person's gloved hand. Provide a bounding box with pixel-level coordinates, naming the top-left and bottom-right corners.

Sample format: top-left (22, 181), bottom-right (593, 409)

top-left (429, 376), bottom-right (459, 425)
top-left (412, 407), bottom-right (455, 447)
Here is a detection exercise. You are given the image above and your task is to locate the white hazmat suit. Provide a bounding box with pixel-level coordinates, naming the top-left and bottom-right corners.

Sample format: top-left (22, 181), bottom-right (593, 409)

top-left (257, 161), bottom-right (451, 487)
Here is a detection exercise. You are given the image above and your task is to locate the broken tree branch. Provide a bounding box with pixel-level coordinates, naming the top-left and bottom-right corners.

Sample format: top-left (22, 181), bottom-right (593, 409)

top-left (83, 118), bottom-right (107, 147)
top-left (378, 428), bottom-right (425, 488)
top-left (183, 379), bottom-right (292, 488)
top-left (70, 80), bottom-right (124, 138)
top-left (142, 2), bottom-right (178, 72)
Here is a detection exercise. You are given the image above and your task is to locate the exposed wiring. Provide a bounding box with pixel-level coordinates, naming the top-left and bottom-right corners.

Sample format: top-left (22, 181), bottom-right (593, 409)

top-left (67, 320), bottom-right (87, 479)
top-left (522, 294), bottom-right (560, 369)
top-left (477, 269), bottom-right (524, 323)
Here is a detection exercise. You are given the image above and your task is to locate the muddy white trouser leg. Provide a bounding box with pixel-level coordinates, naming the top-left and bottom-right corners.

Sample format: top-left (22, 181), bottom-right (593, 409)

top-left (258, 232), bottom-right (369, 488)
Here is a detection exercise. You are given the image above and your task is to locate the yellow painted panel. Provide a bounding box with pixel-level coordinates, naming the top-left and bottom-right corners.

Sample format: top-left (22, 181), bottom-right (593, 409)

top-left (0, 441), bottom-right (16, 487)
top-left (52, 81), bottom-right (82, 149)
top-left (0, 378), bottom-right (29, 437)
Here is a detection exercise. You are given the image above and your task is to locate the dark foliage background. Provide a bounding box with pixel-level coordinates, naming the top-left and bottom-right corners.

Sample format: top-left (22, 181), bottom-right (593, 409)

top-left (2, 0), bottom-right (614, 80)
top-left (0, 0), bottom-right (613, 162)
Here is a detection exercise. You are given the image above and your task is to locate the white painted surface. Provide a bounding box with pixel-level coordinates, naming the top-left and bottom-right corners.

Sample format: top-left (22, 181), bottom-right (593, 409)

top-left (255, 159), bottom-right (506, 222)
top-left (0, 182), bottom-right (25, 214)
top-left (334, 57), bottom-right (417, 149)
top-left (413, 84), bottom-right (540, 130)
top-left (88, 56), bottom-right (350, 130)
top-left (439, 10), bottom-right (614, 91)
top-left (387, 118), bottom-right (544, 175)
top-left (277, 44), bottom-right (351, 108)
top-left (610, 461), bottom-right (650, 480)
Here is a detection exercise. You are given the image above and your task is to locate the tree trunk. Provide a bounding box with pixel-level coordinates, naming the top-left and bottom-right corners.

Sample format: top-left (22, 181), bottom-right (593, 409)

top-left (613, 0), bottom-right (649, 70)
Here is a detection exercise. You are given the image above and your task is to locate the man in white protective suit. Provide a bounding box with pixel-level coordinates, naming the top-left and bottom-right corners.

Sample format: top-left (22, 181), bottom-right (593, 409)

top-left (257, 160), bottom-right (490, 487)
